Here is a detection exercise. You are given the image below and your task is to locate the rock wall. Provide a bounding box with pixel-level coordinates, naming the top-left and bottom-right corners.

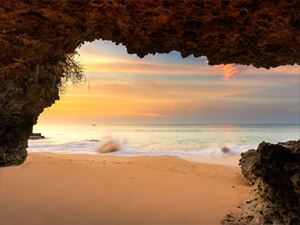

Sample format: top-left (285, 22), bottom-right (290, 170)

top-left (223, 140), bottom-right (300, 225)
top-left (0, 63), bottom-right (61, 165)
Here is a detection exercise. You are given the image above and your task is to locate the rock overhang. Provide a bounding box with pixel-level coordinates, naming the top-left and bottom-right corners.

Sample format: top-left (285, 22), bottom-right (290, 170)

top-left (1, 0), bottom-right (300, 71)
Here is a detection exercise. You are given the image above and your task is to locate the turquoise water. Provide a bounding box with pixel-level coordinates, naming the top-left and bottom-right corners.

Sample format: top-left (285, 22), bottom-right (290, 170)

top-left (29, 124), bottom-right (300, 157)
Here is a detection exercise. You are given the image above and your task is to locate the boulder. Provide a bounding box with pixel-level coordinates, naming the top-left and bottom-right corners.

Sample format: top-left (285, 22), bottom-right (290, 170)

top-left (224, 140), bottom-right (300, 225)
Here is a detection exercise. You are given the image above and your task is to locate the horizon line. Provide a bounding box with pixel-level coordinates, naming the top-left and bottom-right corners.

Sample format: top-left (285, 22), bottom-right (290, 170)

top-left (35, 123), bottom-right (300, 126)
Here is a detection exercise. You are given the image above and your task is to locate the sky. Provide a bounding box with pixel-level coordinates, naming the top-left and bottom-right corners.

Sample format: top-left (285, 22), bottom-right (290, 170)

top-left (38, 40), bottom-right (300, 125)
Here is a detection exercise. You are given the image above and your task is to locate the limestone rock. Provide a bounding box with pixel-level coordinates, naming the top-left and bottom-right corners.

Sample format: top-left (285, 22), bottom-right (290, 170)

top-left (29, 133), bottom-right (45, 139)
top-left (229, 140), bottom-right (300, 225)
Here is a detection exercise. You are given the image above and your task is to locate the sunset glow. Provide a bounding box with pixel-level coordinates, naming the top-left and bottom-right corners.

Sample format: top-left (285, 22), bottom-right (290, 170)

top-left (38, 40), bottom-right (299, 125)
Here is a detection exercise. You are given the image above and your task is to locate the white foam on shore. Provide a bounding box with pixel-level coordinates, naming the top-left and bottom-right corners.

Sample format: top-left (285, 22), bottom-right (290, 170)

top-left (28, 139), bottom-right (255, 158)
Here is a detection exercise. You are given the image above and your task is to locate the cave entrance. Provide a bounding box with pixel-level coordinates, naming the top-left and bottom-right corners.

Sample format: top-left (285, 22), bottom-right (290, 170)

top-left (30, 40), bottom-right (300, 157)
top-left (2, 2), bottom-right (300, 224)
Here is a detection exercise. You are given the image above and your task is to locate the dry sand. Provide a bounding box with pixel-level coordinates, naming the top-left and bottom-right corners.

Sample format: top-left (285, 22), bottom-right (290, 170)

top-left (0, 153), bottom-right (249, 225)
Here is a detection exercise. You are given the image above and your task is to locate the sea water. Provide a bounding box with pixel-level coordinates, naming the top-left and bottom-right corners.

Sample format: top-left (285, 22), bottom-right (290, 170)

top-left (28, 124), bottom-right (300, 158)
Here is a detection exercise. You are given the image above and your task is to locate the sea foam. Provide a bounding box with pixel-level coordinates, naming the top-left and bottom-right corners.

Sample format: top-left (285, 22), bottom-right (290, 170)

top-left (28, 138), bottom-right (254, 158)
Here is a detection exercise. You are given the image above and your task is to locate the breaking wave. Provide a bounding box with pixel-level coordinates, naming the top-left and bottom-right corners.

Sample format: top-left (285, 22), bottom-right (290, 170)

top-left (28, 138), bottom-right (254, 158)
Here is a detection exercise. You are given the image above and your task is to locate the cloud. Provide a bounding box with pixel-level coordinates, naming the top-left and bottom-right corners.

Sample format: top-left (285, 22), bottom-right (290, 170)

top-left (220, 64), bottom-right (244, 80)
top-left (81, 48), bottom-right (299, 81)
top-left (121, 111), bottom-right (169, 117)
top-left (82, 58), bottom-right (221, 76)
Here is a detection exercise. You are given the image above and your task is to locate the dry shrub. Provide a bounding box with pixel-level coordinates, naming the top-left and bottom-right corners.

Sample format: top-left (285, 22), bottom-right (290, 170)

top-left (58, 51), bottom-right (88, 94)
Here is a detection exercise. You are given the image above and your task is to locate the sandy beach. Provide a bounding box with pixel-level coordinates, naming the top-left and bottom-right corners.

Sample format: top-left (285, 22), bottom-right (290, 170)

top-left (0, 153), bottom-right (249, 225)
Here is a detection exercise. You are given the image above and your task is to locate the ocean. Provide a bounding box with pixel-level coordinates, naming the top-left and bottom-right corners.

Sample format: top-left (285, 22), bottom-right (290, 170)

top-left (28, 124), bottom-right (300, 158)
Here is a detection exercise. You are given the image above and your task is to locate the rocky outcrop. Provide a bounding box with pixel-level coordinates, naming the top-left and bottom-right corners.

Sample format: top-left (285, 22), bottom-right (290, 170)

top-left (223, 140), bottom-right (300, 225)
top-left (0, 62), bottom-right (61, 165)
top-left (0, 2), bottom-right (299, 163)
top-left (29, 133), bottom-right (45, 139)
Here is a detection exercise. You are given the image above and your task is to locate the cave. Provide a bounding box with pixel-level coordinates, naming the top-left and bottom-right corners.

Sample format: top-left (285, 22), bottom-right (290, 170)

top-left (1, 0), bottom-right (300, 224)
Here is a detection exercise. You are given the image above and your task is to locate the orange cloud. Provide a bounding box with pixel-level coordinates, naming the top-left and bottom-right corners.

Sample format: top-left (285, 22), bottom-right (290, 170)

top-left (80, 52), bottom-right (299, 80)
top-left (221, 64), bottom-right (244, 80)
top-left (80, 52), bottom-right (223, 75)
top-left (121, 111), bottom-right (169, 117)
top-left (85, 61), bottom-right (221, 75)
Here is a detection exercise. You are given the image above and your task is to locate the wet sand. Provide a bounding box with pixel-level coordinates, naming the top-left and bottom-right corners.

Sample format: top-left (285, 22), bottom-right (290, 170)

top-left (0, 152), bottom-right (249, 225)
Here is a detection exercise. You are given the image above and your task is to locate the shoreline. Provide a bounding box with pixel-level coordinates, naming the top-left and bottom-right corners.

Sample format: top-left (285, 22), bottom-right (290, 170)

top-left (28, 150), bottom-right (243, 166)
top-left (0, 152), bottom-right (249, 225)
